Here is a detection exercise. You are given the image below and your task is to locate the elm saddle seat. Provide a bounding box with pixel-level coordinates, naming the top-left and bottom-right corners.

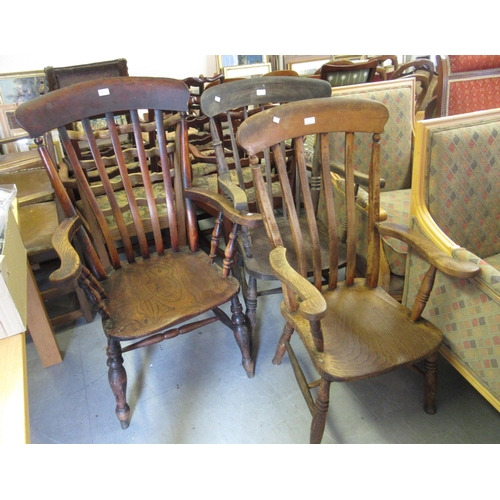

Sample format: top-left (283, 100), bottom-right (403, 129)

top-left (236, 97), bottom-right (480, 443)
top-left (199, 77), bottom-right (342, 340)
top-left (15, 76), bottom-right (261, 431)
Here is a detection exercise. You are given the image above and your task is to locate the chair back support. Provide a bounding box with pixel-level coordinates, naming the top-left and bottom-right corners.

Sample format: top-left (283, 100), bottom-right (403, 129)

top-left (200, 76), bottom-right (332, 210)
top-left (436, 55), bottom-right (500, 117)
top-left (319, 59), bottom-right (378, 87)
top-left (15, 77), bottom-right (192, 274)
top-left (237, 97), bottom-right (389, 291)
top-left (44, 59), bottom-right (129, 91)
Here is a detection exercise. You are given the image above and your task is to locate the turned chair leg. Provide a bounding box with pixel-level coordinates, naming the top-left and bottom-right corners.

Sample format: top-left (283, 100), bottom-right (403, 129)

top-left (273, 321), bottom-right (294, 365)
top-left (106, 338), bottom-right (130, 429)
top-left (231, 295), bottom-right (255, 378)
top-left (310, 378), bottom-right (331, 444)
top-left (246, 276), bottom-right (258, 337)
top-left (424, 351), bottom-right (439, 415)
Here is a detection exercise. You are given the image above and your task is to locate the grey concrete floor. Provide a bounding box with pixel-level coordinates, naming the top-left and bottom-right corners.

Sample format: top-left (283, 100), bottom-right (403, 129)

top-left (26, 279), bottom-right (500, 444)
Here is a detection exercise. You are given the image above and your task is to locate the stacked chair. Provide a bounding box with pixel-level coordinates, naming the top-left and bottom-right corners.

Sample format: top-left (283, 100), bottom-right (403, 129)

top-left (15, 76), bottom-right (261, 430)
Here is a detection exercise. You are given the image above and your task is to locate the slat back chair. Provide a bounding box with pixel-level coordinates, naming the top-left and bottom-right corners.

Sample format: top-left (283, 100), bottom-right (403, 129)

top-left (200, 76), bottom-right (335, 338)
top-left (319, 58), bottom-right (379, 87)
top-left (15, 76), bottom-right (261, 431)
top-left (236, 97), bottom-right (480, 443)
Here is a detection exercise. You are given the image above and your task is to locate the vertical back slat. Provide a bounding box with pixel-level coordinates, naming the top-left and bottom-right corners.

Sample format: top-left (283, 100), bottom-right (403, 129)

top-left (344, 131), bottom-right (357, 286)
top-left (130, 109), bottom-right (163, 256)
top-left (320, 132), bottom-right (339, 289)
top-left (59, 126), bottom-right (123, 269)
top-left (227, 110), bottom-right (246, 190)
top-left (272, 143), bottom-right (308, 278)
top-left (103, 112), bottom-right (140, 263)
top-left (155, 109), bottom-right (179, 252)
top-left (365, 133), bottom-right (382, 288)
top-left (37, 137), bottom-right (108, 280)
top-left (295, 137), bottom-right (322, 290)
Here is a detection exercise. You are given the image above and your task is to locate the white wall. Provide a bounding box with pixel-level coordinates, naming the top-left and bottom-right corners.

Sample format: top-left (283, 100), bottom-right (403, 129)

top-left (0, 54), bottom-right (218, 80)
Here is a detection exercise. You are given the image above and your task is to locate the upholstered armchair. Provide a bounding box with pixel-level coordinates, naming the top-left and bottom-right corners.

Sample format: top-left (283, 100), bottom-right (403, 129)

top-left (404, 109), bottom-right (500, 411)
top-left (434, 55), bottom-right (500, 118)
top-left (323, 78), bottom-right (417, 297)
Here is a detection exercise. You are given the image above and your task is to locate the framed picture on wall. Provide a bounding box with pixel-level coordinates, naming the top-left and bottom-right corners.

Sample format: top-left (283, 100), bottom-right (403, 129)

top-left (217, 55), bottom-right (269, 70)
top-left (0, 71), bottom-right (45, 153)
top-left (223, 62), bottom-right (272, 79)
top-left (0, 70), bottom-right (46, 105)
top-left (283, 55), bottom-right (332, 76)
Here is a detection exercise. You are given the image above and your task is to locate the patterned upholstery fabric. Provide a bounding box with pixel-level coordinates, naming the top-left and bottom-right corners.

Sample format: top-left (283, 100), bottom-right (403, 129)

top-left (404, 221), bottom-right (500, 407)
top-left (443, 56), bottom-right (500, 116)
top-left (328, 80), bottom-right (414, 277)
top-left (426, 121), bottom-right (500, 258)
top-left (330, 81), bottom-right (414, 192)
top-left (448, 55), bottom-right (500, 73)
top-left (403, 113), bottom-right (500, 410)
top-left (447, 78), bottom-right (500, 116)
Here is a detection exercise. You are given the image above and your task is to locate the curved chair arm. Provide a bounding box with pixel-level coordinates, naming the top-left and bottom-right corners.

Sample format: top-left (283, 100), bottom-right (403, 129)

top-left (377, 221), bottom-right (480, 278)
top-left (330, 161), bottom-right (386, 189)
top-left (217, 171), bottom-right (249, 212)
top-left (185, 187), bottom-right (262, 227)
top-left (269, 246), bottom-right (327, 321)
top-left (50, 215), bottom-right (83, 288)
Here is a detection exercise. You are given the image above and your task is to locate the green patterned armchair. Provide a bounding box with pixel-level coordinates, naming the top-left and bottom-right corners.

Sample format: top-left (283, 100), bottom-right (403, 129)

top-left (404, 109), bottom-right (500, 412)
top-left (321, 79), bottom-right (417, 297)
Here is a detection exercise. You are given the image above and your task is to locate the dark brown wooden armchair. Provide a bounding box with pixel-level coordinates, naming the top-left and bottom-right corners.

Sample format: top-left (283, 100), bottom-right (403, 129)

top-left (236, 97), bottom-right (480, 443)
top-left (199, 77), bottom-right (336, 340)
top-left (15, 76), bottom-right (261, 431)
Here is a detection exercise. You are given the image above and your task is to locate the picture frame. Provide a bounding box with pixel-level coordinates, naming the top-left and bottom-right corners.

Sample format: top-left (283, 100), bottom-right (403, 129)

top-left (0, 70), bottom-right (46, 106)
top-left (0, 71), bottom-right (45, 153)
top-left (217, 55), bottom-right (269, 71)
top-left (283, 55), bottom-right (332, 76)
top-left (222, 62), bottom-right (272, 79)
top-left (0, 104), bottom-right (24, 137)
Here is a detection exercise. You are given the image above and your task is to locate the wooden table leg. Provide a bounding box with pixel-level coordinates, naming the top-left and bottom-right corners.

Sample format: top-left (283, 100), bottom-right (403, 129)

top-left (26, 263), bottom-right (62, 367)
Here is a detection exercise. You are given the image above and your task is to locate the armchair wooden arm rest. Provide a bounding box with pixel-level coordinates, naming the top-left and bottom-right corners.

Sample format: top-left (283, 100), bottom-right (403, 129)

top-left (377, 221), bottom-right (480, 278)
top-left (217, 171), bottom-right (249, 211)
top-left (185, 187), bottom-right (262, 227)
top-left (188, 143), bottom-right (218, 164)
top-left (269, 246), bottom-right (327, 321)
top-left (330, 161), bottom-right (386, 189)
top-left (49, 215), bottom-right (83, 288)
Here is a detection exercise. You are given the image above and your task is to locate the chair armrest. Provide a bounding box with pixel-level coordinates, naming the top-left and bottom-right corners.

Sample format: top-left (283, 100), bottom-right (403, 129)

top-left (185, 187), bottom-right (262, 227)
top-left (49, 215), bottom-right (83, 288)
top-left (377, 221), bottom-right (480, 278)
top-left (330, 161), bottom-right (386, 189)
top-left (217, 171), bottom-right (249, 211)
top-left (269, 245), bottom-right (327, 321)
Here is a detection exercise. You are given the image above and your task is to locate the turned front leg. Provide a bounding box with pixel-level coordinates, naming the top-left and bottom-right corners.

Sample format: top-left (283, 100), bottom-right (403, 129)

top-left (106, 338), bottom-right (130, 429)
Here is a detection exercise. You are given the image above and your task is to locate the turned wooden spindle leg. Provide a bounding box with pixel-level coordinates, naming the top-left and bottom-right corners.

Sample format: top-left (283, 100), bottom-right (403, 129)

top-left (424, 351), bottom-right (439, 415)
top-left (246, 276), bottom-right (258, 337)
top-left (310, 378), bottom-right (331, 444)
top-left (273, 321), bottom-right (295, 365)
top-left (231, 295), bottom-right (255, 378)
top-left (106, 338), bottom-right (130, 429)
